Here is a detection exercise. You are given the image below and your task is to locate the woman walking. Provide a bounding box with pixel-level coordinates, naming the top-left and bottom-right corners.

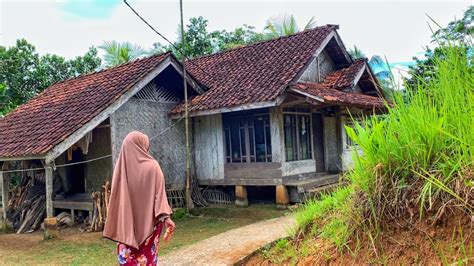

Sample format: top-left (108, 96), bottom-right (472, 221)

top-left (104, 131), bottom-right (175, 265)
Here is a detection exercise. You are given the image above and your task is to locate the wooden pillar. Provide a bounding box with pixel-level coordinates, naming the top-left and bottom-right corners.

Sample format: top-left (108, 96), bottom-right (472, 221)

top-left (276, 185), bottom-right (290, 206)
top-left (1, 162), bottom-right (10, 222)
top-left (235, 185), bottom-right (248, 207)
top-left (44, 163), bottom-right (54, 218)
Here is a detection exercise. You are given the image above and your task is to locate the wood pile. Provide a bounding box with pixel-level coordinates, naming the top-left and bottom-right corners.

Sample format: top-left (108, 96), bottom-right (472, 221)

top-left (7, 174), bottom-right (47, 234)
top-left (83, 180), bottom-right (111, 232)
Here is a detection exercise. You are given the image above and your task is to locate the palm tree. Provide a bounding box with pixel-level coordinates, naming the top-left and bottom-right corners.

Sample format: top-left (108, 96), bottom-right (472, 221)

top-left (264, 14), bottom-right (316, 39)
top-left (348, 45), bottom-right (366, 59)
top-left (99, 41), bottom-right (147, 67)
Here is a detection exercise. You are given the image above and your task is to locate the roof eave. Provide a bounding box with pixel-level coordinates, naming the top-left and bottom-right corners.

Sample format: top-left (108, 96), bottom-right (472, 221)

top-left (170, 93), bottom-right (287, 119)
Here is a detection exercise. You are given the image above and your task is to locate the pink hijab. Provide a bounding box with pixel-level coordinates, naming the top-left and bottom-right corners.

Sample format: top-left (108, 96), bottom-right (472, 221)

top-left (103, 131), bottom-right (172, 249)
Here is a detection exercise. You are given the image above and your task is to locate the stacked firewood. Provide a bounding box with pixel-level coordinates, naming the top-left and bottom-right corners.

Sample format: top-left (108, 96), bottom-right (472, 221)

top-left (7, 175), bottom-right (47, 234)
top-left (86, 181), bottom-right (111, 232)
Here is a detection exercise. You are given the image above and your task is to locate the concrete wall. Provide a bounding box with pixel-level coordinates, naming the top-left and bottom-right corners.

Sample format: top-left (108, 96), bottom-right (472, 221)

top-left (110, 98), bottom-right (188, 189)
top-left (193, 114), bottom-right (225, 181)
top-left (282, 159), bottom-right (316, 176)
top-left (299, 50), bottom-right (336, 83)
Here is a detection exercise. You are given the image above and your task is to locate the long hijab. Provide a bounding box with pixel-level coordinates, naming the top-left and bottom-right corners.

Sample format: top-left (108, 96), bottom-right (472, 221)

top-left (103, 131), bottom-right (172, 249)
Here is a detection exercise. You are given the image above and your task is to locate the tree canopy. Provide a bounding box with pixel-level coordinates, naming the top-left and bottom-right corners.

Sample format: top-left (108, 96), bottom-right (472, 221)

top-left (152, 16), bottom-right (265, 60)
top-left (0, 39), bottom-right (101, 115)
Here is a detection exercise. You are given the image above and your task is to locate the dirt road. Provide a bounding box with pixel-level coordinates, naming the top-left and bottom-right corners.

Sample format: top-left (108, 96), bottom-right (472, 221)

top-left (159, 215), bottom-right (295, 265)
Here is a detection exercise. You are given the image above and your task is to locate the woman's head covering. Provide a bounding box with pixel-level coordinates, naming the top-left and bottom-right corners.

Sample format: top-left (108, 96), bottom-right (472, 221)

top-left (103, 131), bottom-right (172, 248)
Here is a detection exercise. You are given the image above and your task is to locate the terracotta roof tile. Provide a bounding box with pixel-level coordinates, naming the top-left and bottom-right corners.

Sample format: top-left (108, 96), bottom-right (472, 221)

top-left (171, 25), bottom-right (335, 114)
top-left (321, 59), bottom-right (366, 90)
top-left (293, 81), bottom-right (387, 109)
top-left (0, 53), bottom-right (170, 158)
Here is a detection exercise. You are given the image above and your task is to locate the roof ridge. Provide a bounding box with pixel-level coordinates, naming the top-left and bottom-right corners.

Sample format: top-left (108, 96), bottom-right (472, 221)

top-left (52, 51), bottom-right (172, 87)
top-left (189, 25), bottom-right (335, 62)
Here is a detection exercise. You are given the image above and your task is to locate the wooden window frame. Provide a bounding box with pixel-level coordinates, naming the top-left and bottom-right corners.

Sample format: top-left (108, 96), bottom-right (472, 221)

top-left (223, 111), bottom-right (272, 164)
top-left (283, 108), bottom-right (314, 162)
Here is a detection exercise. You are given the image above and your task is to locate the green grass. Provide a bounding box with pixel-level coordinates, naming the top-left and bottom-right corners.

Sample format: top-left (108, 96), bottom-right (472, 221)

top-left (0, 204), bottom-right (286, 265)
top-left (271, 43), bottom-right (473, 262)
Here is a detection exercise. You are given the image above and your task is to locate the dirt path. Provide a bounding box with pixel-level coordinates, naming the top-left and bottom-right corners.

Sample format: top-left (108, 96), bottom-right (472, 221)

top-left (159, 215), bottom-right (295, 265)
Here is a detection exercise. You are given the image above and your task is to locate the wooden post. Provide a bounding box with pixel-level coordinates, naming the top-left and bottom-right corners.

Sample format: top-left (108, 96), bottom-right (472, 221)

top-left (180, 0), bottom-right (194, 212)
top-left (44, 163), bottom-right (54, 218)
top-left (276, 185), bottom-right (290, 206)
top-left (1, 162), bottom-right (10, 222)
top-left (235, 185), bottom-right (248, 207)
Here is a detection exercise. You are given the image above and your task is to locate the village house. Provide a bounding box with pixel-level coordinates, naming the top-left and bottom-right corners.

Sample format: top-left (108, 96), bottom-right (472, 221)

top-left (0, 25), bottom-right (387, 227)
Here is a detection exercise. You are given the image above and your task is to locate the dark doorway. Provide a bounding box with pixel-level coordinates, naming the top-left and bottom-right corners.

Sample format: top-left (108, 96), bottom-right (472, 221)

top-left (66, 148), bottom-right (86, 195)
top-left (312, 113), bottom-right (325, 172)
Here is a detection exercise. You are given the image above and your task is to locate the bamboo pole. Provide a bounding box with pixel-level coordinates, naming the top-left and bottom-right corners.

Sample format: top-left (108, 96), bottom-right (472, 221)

top-left (180, 0), bottom-right (194, 212)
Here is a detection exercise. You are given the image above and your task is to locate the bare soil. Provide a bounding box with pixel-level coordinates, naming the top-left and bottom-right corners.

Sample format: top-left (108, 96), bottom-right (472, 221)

top-left (244, 211), bottom-right (473, 265)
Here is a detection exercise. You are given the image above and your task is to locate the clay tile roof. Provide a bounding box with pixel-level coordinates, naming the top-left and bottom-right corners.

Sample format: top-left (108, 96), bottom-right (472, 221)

top-left (321, 59), bottom-right (366, 90)
top-left (293, 82), bottom-right (387, 109)
top-left (0, 52), bottom-right (171, 158)
top-left (170, 25), bottom-right (336, 114)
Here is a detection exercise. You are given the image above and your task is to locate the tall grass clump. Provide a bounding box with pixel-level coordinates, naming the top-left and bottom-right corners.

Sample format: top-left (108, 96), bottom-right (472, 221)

top-left (346, 43), bottom-right (473, 240)
top-left (347, 44), bottom-right (473, 221)
top-left (291, 43), bottom-right (473, 254)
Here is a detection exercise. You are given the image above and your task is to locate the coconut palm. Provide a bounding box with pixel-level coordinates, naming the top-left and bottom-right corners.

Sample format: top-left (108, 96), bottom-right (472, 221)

top-left (348, 45), bottom-right (366, 59)
top-left (99, 41), bottom-right (147, 67)
top-left (264, 14), bottom-right (316, 39)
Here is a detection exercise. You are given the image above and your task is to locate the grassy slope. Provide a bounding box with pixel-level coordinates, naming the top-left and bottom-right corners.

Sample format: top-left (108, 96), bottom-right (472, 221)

top-left (0, 204), bottom-right (286, 265)
top-left (255, 45), bottom-right (473, 264)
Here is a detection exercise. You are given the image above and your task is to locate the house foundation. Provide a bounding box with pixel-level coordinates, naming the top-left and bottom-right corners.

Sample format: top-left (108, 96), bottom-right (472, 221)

top-left (275, 185), bottom-right (290, 206)
top-left (235, 185), bottom-right (249, 207)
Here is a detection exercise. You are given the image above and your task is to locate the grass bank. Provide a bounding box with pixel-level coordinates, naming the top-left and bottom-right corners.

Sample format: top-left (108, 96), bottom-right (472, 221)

top-left (254, 44), bottom-right (473, 264)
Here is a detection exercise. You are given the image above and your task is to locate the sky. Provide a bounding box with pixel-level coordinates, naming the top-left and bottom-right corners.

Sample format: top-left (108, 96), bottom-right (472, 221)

top-left (0, 0), bottom-right (471, 74)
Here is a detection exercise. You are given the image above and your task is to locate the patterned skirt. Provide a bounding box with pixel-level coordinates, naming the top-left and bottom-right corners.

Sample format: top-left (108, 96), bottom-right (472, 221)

top-left (117, 223), bottom-right (164, 265)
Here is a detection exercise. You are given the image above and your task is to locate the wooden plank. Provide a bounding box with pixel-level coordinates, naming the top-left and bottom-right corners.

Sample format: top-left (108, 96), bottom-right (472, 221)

top-left (270, 107), bottom-right (285, 163)
top-left (194, 114), bottom-right (225, 180)
top-left (313, 113), bottom-right (326, 172)
top-left (53, 201), bottom-right (94, 211)
top-left (290, 31), bottom-right (335, 83)
top-left (198, 177), bottom-right (283, 186)
top-left (170, 100), bottom-right (278, 119)
top-left (45, 164), bottom-right (54, 218)
top-left (224, 163), bottom-right (282, 179)
top-left (1, 162), bottom-right (10, 221)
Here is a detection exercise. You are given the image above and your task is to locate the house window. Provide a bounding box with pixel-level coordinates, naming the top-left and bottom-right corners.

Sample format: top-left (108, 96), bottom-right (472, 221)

top-left (224, 111), bottom-right (272, 163)
top-left (283, 108), bottom-right (312, 161)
